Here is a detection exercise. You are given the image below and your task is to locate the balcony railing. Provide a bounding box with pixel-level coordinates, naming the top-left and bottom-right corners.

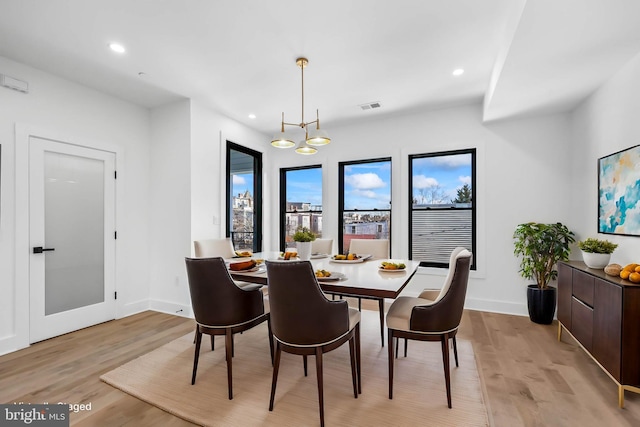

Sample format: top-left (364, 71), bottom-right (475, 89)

top-left (230, 231), bottom-right (254, 251)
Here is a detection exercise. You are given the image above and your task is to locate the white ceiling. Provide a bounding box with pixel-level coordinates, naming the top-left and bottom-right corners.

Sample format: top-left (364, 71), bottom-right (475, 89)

top-left (1, 0), bottom-right (639, 135)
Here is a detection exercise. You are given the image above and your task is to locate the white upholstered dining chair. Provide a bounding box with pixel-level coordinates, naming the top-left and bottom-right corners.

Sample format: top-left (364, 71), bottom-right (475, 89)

top-left (348, 238), bottom-right (390, 260)
top-left (311, 238), bottom-right (333, 255)
top-left (194, 238), bottom-right (237, 259)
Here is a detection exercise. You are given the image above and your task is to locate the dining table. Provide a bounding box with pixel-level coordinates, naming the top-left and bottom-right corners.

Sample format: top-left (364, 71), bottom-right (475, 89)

top-left (228, 251), bottom-right (421, 346)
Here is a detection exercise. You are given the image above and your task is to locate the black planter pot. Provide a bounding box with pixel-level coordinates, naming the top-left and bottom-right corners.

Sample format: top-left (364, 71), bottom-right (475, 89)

top-left (527, 284), bottom-right (556, 324)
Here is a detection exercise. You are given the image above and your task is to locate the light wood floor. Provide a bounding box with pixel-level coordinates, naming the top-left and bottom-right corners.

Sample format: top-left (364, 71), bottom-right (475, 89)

top-left (1, 306), bottom-right (640, 426)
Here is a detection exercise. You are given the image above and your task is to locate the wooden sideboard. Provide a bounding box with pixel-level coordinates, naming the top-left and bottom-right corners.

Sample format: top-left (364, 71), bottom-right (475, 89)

top-left (557, 261), bottom-right (640, 407)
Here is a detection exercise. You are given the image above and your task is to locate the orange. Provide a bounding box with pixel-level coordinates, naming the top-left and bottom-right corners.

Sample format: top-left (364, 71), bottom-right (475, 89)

top-left (623, 263), bottom-right (639, 272)
top-left (630, 272), bottom-right (640, 283)
top-left (620, 270), bottom-right (631, 280)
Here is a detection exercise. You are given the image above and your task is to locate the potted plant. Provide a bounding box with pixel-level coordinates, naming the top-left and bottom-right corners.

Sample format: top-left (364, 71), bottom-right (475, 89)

top-left (292, 226), bottom-right (316, 260)
top-left (577, 237), bottom-right (618, 269)
top-left (513, 222), bottom-right (575, 324)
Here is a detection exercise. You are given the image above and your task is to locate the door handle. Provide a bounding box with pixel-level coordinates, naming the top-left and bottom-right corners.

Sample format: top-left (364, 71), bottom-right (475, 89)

top-left (33, 247), bottom-right (55, 254)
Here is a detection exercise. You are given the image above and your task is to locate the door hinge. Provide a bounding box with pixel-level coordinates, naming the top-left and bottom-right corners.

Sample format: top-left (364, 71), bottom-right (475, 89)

top-left (114, 291), bottom-right (117, 300)
top-left (114, 170), bottom-right (117, 179)
top-left (114, 231), bottom-right (117, 239)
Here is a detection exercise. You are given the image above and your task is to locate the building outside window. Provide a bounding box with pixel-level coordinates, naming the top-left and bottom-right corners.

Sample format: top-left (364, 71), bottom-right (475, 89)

top-left (227, 142), bottom-right (262, 252)
top-left (280, 165), bottom-right (323, 250)
top-left (338, 158), bottom-right (391, 254)
top-left (409, 148), bottom-right (476, 269)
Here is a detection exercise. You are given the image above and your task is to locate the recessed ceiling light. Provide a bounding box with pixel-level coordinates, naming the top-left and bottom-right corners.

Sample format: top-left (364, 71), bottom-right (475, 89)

top-left (248, 114), bottom-right (256, 119)
top-left (452, 68), bottom-right (464, 76)
top-left (109, 43), bottom-right (126, 53)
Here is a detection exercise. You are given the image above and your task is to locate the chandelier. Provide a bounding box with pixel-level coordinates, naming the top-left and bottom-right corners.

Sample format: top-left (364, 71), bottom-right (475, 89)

top-left (270, 57), bottom-right (331, 155)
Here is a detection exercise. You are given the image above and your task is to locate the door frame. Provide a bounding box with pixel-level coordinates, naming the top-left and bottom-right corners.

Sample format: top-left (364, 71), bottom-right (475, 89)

top-left (14, 124), bottom-right (123, 350)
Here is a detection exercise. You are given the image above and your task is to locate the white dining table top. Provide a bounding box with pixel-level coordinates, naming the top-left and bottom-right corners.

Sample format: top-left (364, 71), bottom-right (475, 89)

top-left (228, 251), bottom-right (420, 299)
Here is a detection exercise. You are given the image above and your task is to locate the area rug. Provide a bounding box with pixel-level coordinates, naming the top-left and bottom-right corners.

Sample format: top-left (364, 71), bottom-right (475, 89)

top-left (101, 310), bottom-right (490, 426)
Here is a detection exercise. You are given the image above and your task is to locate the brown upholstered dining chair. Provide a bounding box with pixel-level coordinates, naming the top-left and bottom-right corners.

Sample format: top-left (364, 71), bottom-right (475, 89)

top-left (192, 238), bottom-right (262, 349)
top-left (185, 257), bottom-right (273, 400)
top-left (265, 260), bottom-right (361, 427)
top-left (386, 247), bottom-right (472, 408)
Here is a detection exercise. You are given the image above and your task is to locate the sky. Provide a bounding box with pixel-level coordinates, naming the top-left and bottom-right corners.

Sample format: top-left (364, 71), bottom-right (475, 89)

top-left (343, 161), bottom-right (391, 210)
top-left (412, 153), bottom-right (472, 204)
top-left (232, 173), bottom-right (254, 197)
top-left (234, 152), bottom-right (472, 208)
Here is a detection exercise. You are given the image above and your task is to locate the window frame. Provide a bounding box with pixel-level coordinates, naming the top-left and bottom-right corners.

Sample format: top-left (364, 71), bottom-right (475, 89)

top-left (408, 148), bottom-right (476, 270)
top-left (279, 164), bottom-right (323, 251)
top-left (338, 157), bottom-right (392, 255)
top-left (225, 141), bottom-right (263, 252)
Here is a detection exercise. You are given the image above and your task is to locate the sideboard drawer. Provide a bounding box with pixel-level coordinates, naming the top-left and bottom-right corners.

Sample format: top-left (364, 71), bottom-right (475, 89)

top-left (571, 296), bottom-right (593, 352)
top-left (573, 270), bottom-right (595, 307)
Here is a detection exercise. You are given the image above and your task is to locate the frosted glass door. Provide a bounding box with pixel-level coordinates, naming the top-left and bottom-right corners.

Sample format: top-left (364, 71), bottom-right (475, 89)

top-left (44, 151), bottom-right (105, 315)
top-left (29, 136), bottom-right (116, 343)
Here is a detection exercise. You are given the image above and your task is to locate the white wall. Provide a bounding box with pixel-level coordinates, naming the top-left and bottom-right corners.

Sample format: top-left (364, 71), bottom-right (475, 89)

top-left (0, 56), bottom-right (153, 355)
top-left (571, 52), bottom-right (640, 265)
top-left (266, 103), bottom-right (573, 316)
top-left (147, 100), bottom-right (192, 316)
top-left (189, 101), bottom-right (272, 246)
top-left (144, 100), bottom-right (272, 316)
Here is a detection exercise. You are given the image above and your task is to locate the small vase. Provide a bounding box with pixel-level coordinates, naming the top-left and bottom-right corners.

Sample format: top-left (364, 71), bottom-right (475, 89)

top-left (296, 241), bottom-right (312, 260)
top-left (581, 251), bottom-right (611, 269)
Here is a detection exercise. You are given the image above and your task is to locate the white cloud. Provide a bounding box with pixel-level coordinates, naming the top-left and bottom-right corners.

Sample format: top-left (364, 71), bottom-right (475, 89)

top-left (233, 175), bottom-right (246, 185)
top-left (345, 173), bottom-right (385, 189)
top-left (353, 189), bottom-right (378, 199)
top-left (413, 175), bottom-right (439, 189)
top-left (458, 175), bottom-right (471, 185)
top-left (413, 155), bottom-right (471, 169)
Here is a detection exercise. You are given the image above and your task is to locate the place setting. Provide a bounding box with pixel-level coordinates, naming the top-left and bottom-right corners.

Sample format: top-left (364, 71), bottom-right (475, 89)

top-left (378, 260), bottom-right (407, 273)
top-left (228, 258), bottom-right (266, 273)
top-left (329, 253), bottom-right (372, 264)
top-left (314, 269), bottom-right (346, 282)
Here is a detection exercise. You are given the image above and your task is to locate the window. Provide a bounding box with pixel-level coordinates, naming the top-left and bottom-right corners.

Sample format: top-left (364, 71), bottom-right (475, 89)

top-left (226, 141), bottom-right (262, 252)
top-left (409, 148), bottom-right (476, 269)
top-left (280, 165), bottom-right (322, 250)
top-left (338, 158), bottom-right (391, 254)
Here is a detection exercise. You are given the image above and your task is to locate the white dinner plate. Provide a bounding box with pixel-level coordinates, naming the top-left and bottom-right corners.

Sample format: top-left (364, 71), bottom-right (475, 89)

top-left (378, 266), bottom-right (407, 273)
top-left (330, 254), bottom-right (372, 263)
top-left (316, 272), bottom-right (346, 281)
top-left (234, 251), bottom-right (253, 258)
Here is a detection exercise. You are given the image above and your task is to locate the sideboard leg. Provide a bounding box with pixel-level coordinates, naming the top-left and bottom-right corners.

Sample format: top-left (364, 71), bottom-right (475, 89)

top-left (557, 323), bottom-right (562, 342)
top-left (618, 385), bottom-right (625, 408)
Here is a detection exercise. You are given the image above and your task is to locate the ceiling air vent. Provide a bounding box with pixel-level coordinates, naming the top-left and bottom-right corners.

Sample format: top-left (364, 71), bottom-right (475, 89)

top-left (359, 101), bottom-right (381, 110)
top-left (1, 74), bottom-right (29, 93)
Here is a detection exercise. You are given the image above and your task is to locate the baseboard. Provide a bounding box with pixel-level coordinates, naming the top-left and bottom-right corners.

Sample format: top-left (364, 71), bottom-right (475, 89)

top-left (0, 334), bottom-right (29, 357)
top-left (148, 299), bottom-right (192, 318)
top-left (117, 299), bottom-right (150, 319)
top-left (464, 297), bottom-right (529, 317)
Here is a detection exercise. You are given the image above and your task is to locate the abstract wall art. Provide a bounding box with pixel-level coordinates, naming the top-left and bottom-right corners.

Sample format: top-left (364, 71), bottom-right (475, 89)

top-left (599, 144), bottom-right (640, 236)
